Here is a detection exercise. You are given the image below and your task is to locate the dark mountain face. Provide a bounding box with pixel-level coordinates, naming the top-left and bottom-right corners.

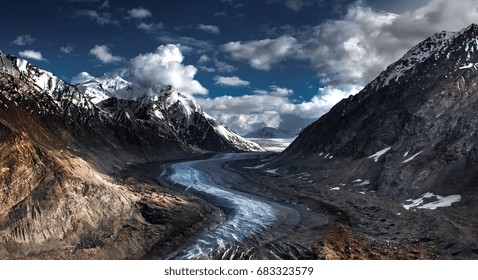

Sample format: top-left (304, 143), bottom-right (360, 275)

top-left (276, 24), bottom-right (478, 204)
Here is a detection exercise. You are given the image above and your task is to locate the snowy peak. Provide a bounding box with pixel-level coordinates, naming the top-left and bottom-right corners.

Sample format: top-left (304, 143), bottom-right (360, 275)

top-left (77, 76), bottom-right (264, 153)
top-left (1, 50), bottom-right (95, 114)
top-left (371, 23), bottom-right (478, 91)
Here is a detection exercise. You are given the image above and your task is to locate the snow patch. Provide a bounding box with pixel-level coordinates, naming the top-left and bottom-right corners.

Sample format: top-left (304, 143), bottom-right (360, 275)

top-left (355, 180), bottom-right (371, 186)
top-left (265, 168), bottom-right (280, 175)
top-left (403, 192), bottom-right (462, 210)
top-left (459, 63), bottom-right (474, 69)
top-left (368, 147), bottom-right (391, 162)
top-left (330, 187), bottom-right (340, 191)
top-left (403, 151), bottom-right (423, 163)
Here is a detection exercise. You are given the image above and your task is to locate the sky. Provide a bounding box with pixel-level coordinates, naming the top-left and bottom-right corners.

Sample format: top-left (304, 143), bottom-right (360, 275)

top-left (1, 0), bottom-right (478, 135)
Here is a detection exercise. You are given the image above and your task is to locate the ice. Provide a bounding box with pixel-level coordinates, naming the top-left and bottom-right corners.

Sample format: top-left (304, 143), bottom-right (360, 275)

top-left (459, 63), bottom-right (474, 69)
top-left (403, 192), bottom-right (461, 210)
top-left (403, 151), bottom-right (423, 163)
top-left (330, 187), bottom-right (340, 191)
top-left (368, 147), bottom-right (391, 162)
top-left (265, 168), bottom-right (280, 175)
top-left (244, 163), bottom-right (266, 169)
top-left (167, 154), bottom-right (277, 259)
top-left (246, 138), bottom-right (295, 152)
top-left (403, 151), bottom-right (409, 157)
top-left (352, 179), bottom-right (362, 182)
top-left (359, 191), bottom-right (366, 194)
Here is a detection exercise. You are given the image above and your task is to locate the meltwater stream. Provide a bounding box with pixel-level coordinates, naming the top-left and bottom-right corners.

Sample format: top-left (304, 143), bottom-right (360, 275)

top-left (164, 153), bottom-right (277, 259)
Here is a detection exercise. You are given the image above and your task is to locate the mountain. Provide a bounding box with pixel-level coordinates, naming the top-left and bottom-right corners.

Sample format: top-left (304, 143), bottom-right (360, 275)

top-left (0, 50), bottom-right (233, 259)
top-left (244, 127), bottom-right (297, 139)
top-left (276, 24), bottom-right (478, 203)
top-left (74, 73), bottom-right (264, 153)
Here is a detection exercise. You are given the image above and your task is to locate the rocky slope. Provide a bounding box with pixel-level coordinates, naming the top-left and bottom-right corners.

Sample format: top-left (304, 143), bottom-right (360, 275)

top-left (266, 24), bottom-right (478, 257)
top-left (277, 24), bottom-right (478, 200)
top-left (0, 50), bottom-right (216, 259)
top-left (75, 73), bottom-right (263, 153)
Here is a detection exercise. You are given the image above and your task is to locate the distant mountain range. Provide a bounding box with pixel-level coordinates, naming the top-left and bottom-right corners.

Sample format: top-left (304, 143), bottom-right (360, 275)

top-left (244, 126), bottom-right (298, 139)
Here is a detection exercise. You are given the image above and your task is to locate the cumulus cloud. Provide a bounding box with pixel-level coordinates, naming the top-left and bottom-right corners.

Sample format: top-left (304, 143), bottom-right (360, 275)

top-left (76, 10), bottom-right (119, 25)
top-left (221, 35), bottom-right (296, 70)
top-left (89, 45), bottom-right (124, 63)
top-left (198, 24), bottom-right (221, 34)
top-left (214, 76), bottom-right (250, 87)
top-left (128, 44), bottom-right (208, 95)
top-left (127, 7), bottom-right (152, 19)
top-left (12, 34), bottom-right (35, 46)
top-left (197, 85), bottom-right (360, 134)
top-left (18, 50), bottom-right (48, 62)
top-left (221, 0), bottom-right (478, 89)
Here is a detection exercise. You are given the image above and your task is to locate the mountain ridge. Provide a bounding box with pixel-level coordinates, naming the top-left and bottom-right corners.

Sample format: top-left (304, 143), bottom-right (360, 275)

top-left (275, 23), bottom-right (478, 202)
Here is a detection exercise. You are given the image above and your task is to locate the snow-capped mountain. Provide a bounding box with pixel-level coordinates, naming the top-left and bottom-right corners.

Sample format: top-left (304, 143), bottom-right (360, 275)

top-left (0, 50), bottom-right (216, 259)
top-left (0, 49), bottom-right (193, 162)
top-left (73, 73), bottom-right (264, 152)
top-left (275, 23), bottom-right (478, 203)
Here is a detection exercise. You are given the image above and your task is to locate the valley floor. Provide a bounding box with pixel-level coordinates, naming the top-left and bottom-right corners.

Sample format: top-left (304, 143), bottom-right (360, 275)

top-left (230, 153), bottom-right (478, 259)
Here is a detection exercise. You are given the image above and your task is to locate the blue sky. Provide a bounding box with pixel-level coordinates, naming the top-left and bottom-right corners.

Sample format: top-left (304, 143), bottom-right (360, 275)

top-left (1, 0), bottom-right (477, 134)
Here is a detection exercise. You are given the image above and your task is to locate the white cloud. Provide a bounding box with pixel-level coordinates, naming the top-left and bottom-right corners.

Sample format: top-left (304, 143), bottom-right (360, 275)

top-left (214, 60), bottom-right (236, 72)
top-left (18, 50), bottom-right (48, 62)
top-left (12, 34), bottom-right (35, 46)
top-left (198, 24), bottom-right (221, 34)
top-left (89, 45), bottom-right (124, 63)
top-left (137, 22), bottom-right (164, 31)
top-left (156, 32), bottom-right (213, 53)
top-left (127, 7), bottom-right (152, 19)
top-left (273, 0), bottom-right (320, 12)
top-left (199, 66), bottom-right (216, 72)
top-left (253, 85), bottom-right (293, 96)
top-left (76, 10), bottom-right (119, 25)
top-left (128, 44), bottom-right (208, 95)
top-left (197, 85), bottom-right (360, 134)
top-left (221, 35), bottom-right (296, 70)
top-left (99, 0), bottom-right (109, 9)
top-left (197, 54), bottom-right (210, 64)
top-left (60, 44), bottom-right (74, 54)
top-left (214, 76), bottom-right (250, 87)
top-left (220, 0), bottom-right (478, 89)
